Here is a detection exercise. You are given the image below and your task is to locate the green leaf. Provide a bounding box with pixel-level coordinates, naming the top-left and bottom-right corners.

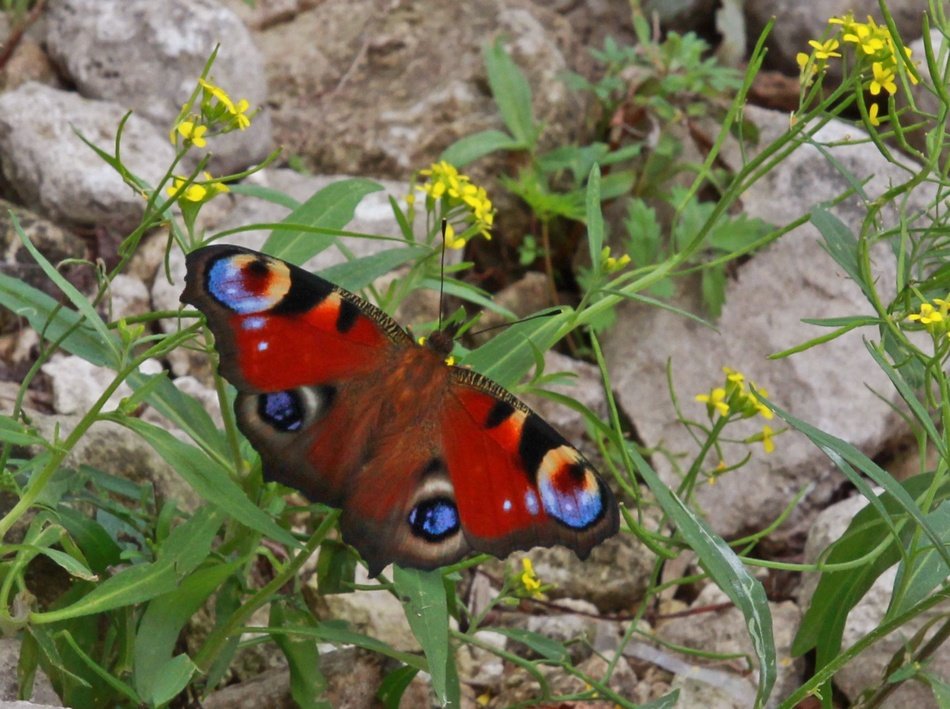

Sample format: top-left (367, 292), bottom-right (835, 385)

top-left (889, 500), bottom-right (950, 616)
top-left (35, 547), bottom-right (96, 581)
top-left (144, 654), bottom-right (198, 707)
top-left (271, 602), bottom-right (330, 709)
top-left (117, 418), bottom-right (297, 547)
top-left (54, 507), bottom-right (122, 574)
top-left (262, 178), bottom-right (384, 263)
top-left (790, 476), bottom-right (948, 657)
top-left (134, 560), bottom-right (239, 705)
top-left (765, 398), bottom-right (950, 569)
top-left (157, 505), bottom-right (225, 575)
top-left (33, 558), bottom-right (179, 623)
top-left (12, 214), bottom-right (119, 363)
top-left (484, 39), bottom-right (537, 147)
top-left (265, 619), bottom-right (427, 670)
top-left (811, 207), bottom-right (872, 300)
top-left (0, 415), bottom-right (44, 446)
top-left (0, 272), bottom-right (113, 366)
top-left (393, 566), bottom-right (458, 707)
top-left (463, 310), bottom-right (569, 387)
top-left (126, 370), bottom-right (230, 460)
top-left (800, 315), bottom-right (882, 328)
top-left (440, 129), bottom-right (525, 167)
top-left (319, 245), bottom-right (431, 292)
top-left (627, 445), bottom-right (776, 707)
top-left (489, 627), bottom-right (570, 663)
top-left (315, 539), bottom-right (358, 594)
top-left (378, 665), bottom-right (420, 709)
top-left (227, 183), bottom-right (302, 210)
top-left (701, 263), bottom-right (727, 319)
top-left (586, 164), bottom-right (604, 274)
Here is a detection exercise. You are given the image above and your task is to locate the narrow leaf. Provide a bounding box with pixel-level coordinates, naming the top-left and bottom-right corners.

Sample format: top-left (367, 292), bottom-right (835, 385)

top-left (262, 178), bottom-right (383, 262)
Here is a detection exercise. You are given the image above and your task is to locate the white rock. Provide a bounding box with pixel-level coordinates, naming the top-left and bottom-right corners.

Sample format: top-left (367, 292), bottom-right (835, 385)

top-left (41, 354), bottom-right (162, 415)
top-left (0, 83), bottom-right (174, 231)
top-left (45, 0), bottom-right (272, 174)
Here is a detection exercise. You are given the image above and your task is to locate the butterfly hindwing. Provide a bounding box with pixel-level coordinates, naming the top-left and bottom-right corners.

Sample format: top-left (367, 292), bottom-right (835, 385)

top-left (442, 370), bottom-right (619, 560)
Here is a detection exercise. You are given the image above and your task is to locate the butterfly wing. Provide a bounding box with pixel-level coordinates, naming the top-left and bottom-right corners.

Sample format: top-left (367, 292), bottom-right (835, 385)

top-left (442, 369), bottom-right (619, 560)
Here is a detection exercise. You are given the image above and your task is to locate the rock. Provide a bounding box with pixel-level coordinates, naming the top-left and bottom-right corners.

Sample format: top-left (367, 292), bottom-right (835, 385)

top-left (655, 582), bottom-right (803, 707)
top-left (746, 0), bottom-right (925, 76)
top-left (508, 527), bottom-right (654, 613)
top-left (45, 0), bottom-right (272, 175)
top-left (0, 82), bottom-right (174, 231)
top-left (0, 638), bottom-right (61, 706)
top-left (106, 274), bottom-right (151, 322)
top-left (254, 0), bottom-right (588, 177)
top-left (0, 12), bottom-right (59, 91)
top-left (603, 106), bottom-right (932, 544)
top-left (798, 493), bottom-right (950, 706)
top-left (40, 355), bottom-right (162, 416)
top-left (315, 566), bottom-right (418, 653)
top-left (520, 349), bottom-right (609, 456)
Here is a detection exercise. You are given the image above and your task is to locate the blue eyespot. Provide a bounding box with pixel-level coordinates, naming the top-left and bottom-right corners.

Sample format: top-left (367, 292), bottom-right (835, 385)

top-left (408, 498), bottom-right (460, 541)
top-left (539, 464), bottom-right (603, 530)
top-left (208, 257), bottom-right (273, 314)
top-left (258, 391), bottom-right (303, 432)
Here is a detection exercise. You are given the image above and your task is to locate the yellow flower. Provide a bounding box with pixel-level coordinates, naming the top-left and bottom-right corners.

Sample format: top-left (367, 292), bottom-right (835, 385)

top-left (808, 38), bottom-right (841, 60)
top-left (176, 120), bottom-right (207, 147)
top-left (868, 102), bottom-right (881, 126)
top-left (198, 78), bottom-right (236, 113)
top-left (168, 177), bottom-right (207, 203)
top-left (231, 98), bottom-right (251, 130)
top-left (760, 426), bottom-right (775, 454)
top-left (723, 367), bottom-right (745, 386)
top-left (600, 246), bottom-right (631, 273)
top-left (520, 558), bottom-right (544, 598)
top-left (443, 222), bottom-right (466, 250)
top-left (907, 302), bottom-right (945, 334)
top-left (870, 62), bottom-right (897, 95)
top-left (696, 387), bottom-right (729, 417)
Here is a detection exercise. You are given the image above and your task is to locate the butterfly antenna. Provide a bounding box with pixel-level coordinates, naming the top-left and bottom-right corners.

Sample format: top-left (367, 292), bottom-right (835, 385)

top-left (468, 308), bottom-right (564, 338)
top-left (438, 218), bottom-right (448, 331)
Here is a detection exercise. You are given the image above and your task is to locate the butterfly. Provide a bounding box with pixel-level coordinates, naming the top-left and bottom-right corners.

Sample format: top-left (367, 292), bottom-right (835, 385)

top-left (181, 244), bottom-right (619, 576)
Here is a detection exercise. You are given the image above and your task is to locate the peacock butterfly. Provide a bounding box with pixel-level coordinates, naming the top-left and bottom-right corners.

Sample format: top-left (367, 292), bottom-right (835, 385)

top-left (181, 244), bottom-right (619, 576)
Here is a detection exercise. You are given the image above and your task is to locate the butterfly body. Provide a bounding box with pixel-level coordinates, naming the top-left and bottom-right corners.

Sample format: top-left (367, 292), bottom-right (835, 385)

top-left (182, 245), bottom-right (619, 575)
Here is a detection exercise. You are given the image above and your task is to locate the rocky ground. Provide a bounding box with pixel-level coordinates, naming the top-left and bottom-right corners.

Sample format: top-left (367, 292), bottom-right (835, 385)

top-left (0, 0), bottom-right (945, 707)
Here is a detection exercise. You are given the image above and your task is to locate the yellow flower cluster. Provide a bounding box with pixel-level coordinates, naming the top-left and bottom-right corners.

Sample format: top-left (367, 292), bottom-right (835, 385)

top-left (167, 171), bottom-right (229, 204)
top-left (907, 296), bottom-right (950, 338)
top-left (416, 161), bottom-right (494, 247)
top-left (197, 78), bottom-right (252, 131)
top-left (695, 367), bottom-right (775, 453)
top-left (170, 78), bottom-right (253, 149)
top-left (798, 14), bottom-right (917, 126)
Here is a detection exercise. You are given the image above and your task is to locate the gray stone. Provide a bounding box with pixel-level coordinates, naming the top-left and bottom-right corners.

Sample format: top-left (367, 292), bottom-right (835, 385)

top-left (0, 638), bottom-right (61, 706)
top-left (603, 106), bottom-right (931, 542)
top-left (0, 82), bottom-right (174, 231)
top-left (254, 0), bottom-right (588, 177)
top-left (45, 0), bottom-right (272, 175)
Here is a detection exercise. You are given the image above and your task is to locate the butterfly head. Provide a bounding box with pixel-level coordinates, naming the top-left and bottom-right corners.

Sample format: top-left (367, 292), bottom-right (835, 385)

top-left (420, 325), bottom-right (459, 361)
